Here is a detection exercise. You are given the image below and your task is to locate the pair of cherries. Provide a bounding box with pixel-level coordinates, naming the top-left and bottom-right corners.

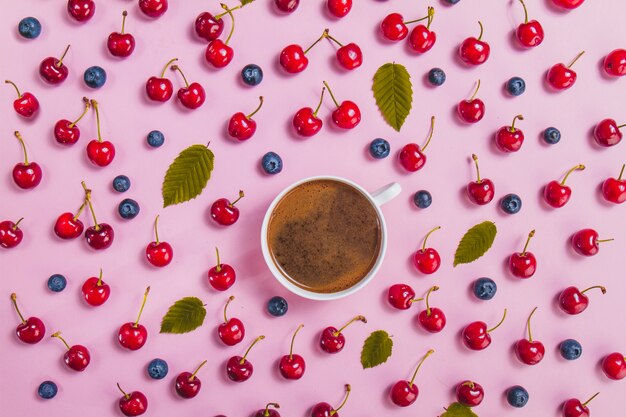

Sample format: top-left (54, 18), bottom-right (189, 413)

top-left (196, 3), bottom-right (246, 69)
top-left (387, 285), bottom-right (447, 333)
top-left (66, 0), bottom-right (168, 23)
top-left (380, 7), bottom-right (437, 54)
top-left (145, 58), bottom-right (205, 109)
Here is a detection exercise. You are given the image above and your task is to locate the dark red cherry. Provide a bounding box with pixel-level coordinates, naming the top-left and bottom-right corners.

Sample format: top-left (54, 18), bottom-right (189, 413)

top-left (81, 269), bottom-right (110, 307)
top-left (603, 49), bottom-right (626, 77)
top-left (195, 12), bottom-right (224, 41)
top-left (175, 360), bottom-right (207, 399)
top-left (293, 86), bottom-right (326, 137)
top-left (398, 116), bottom-right (435, 172)
top-left (456, 381), bottom-right (484, 407)
top-left (0, 219), bottom-right (24, 249)
top-left (416, 286), bottom-right (445, 333)
top-left (11, 293), bottom-right (45, 344)
top-left (51, 331), bottom-right (90, 371)
top-left (146, 58), bottom-right (177, 102)
top-left (139, 0), bottom-right (168, 18)
top-left (54, 98), bottom-right (90, 145)
top-left (462, 309), bottom-right (507, 350)
top-left (39, 45), bottom-right (70, 85)
top-left (86, 100), bottom-right (116, 167)
top-left (145, 215), bottom-right (173, 267)
top-left (171, 65), bottom-right (205, 109)
top-left (319, 316), bottom-right (366, 354)
top-left (459, 21), bottom-right (490, 65)
top-left (67, 0), bottom-right (95, 22)
top-left (509, 230), bottom-right (537, 279)
top-left (226, 336), bottom-right (265, 382)
top-left (390, 350), bottom-right (434, 407)
top-left (457, 80), bottom-right (485, 123)
top-left (107, 11), bottom-right (135, 58)
top-left (5, 80), bottom-right (39, 118)
top-left (312, 384), bottom-right (351, 416)
top-left (543, 164), bottom-right (585, 208)
top-left (11, 131), bottom-right (42, 190)
top-left (208, 247), bottom-right (236, 290)
top-left (118, 287), bottom-right (151, 351)
top-left (278, 324), bottom-right (306, 380)
top-left (228, 96), bottom-right (264, 141)
top-left (117, 383), bottom-right (148, 416)
top-left (217, 296), bottom-right (245, 346)
top-left (387, 284), bottom-right (418, 310)
top-left (466, 154), bottom-right (495, 205)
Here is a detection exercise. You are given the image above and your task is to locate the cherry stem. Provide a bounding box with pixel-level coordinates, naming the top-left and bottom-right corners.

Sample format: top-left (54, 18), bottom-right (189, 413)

top-left (223, 296), bottom-right (234, 323)
top-left (120, 11), bottom-right (128, 34)
top-left (230, 190), bottom-right (245, 207)
top-left (247, 96), bottom-right (264, 119)
top-left (472, 154), bottom-right (482, 183)
top-left (617, 164), bottom-right (625, 181)
top-left (263, 403), bottom-right (280, 417)
top-left (240, 335), bottom-right (265, 364)
top-left (73, 202), bottom-right (86, 221)
top-left (422, 226), bottom-right (441, 251)
top-left (326, 33), bottom-right (344, 48)
top-left (617, 124), bottom-right (626, 129)
top-left (313, 87), bottom-right (327, 116)
top-left (560, 164), bottom-right (585, 185)
top-left (221, 4), bottom-right (235, 45)
top-left (12, 218), bottom-right (24, 230)
top-left (426, 6), bottom-right (435, 29)
top-left (153, 215), bottom-right (161, 244)
top-left (82, 181), bottom-right (100, 231)
top-left (97, 269), bottom-right (103, 286)
top-left (526, 306), bottom-right (538, 342)
top-left (519, 0), bottom-right (529, 23)
top-left (487, 309), bottom-right (507, 333)
top-left (477, 21), bottom-right (484, 41)
top-left (215, 4), bottom-right (243, 19)
top-left (582, 392), bottom-right (600, 407)
top-left (5, 80), bottom-right (22, 98)
top-left (90, 100), bottom-right (103, 143)
top-left (70, 98), bottom-right (91, 127)
top-left (469, 79), bottom-right (481, 100)
top-left (403, 15), bottom-right (429, 25)
top-left (462, 381), bottom-right (476, 389)
top-left (331, 384), bottom-right (351, 415)
top-left (567, 51), bottom-right (585, 68)
top-left (134, 287), bottom-right (150, 327)
top-left (13, 131), bottom-right (29, 165)
top-left (170, 65), bottom-right (190, 88)
top-left (51, 331), bottom-right (71, 350)
top-left (581, 285), bottom-right (606, 295)
top-left (424, 286), bottom-right (439, 316)
top-left (56, 45), bottom-right (71, 68)
top-left (288, 324), bottom-right (304, 360)
top-left (116, 383), bottom-right (130, 399)
top-left (322, 80), bottom-right (340, 108)
top-left (10, 293), bottom-right (26, 324)
top-left (334, 315), bottom-right (367, 336)
top-left (409, 349), bottom-right (435, 386)
top-left (597, 238), bottom-right (614, 243)
top-left (305, 28), bottom-right (330, 54)
top-left (510, 114), bottom-right (524, 132)
top-left (160, 58), bottom-right (178, 77)
top-left (188, 359), bottom-right (207, 380)
top-left (521, 229), bottom-right (535, 256)
top-left (214, 247), bottom-right (222, 272)
top-left (421, 116), bottom-right (436, 152)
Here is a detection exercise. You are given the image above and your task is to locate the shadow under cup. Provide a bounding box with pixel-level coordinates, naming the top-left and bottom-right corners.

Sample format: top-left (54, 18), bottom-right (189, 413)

top-left (266, 178), bottom-right (382, 295)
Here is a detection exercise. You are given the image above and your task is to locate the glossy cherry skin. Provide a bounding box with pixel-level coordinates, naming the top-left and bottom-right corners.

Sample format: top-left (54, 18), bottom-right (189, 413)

top-left (208, 263), bottom-right (236, 291)
top-left (398, 144), bottom-right (426, 172)
top-left (81, 277), bottom-right (110, 306)
top-left (467, 179), bottom-right (495, 205)
top-left (495, 126), bottom-right (525, 152)
top-left (16, 317), bottom-right (45, 344)
top-left (509, 252), bottom-right (536, 278)
top-left (544, 181), bottom-right (571, 208)
top-left (293, 107), bottom-right (322, 137)
top-left (457, 99), bottom-right (485, 123)
top-left (459, 38), bottom-right (490, 65)
top-left (603, 49), bottom-right (626, 77)
top-left (274, 0), bottom-right (299, 13)
top-left (218, 318), bottom-right (245, 346)
top-left (327, 0), bottom-right (352, 18)
top-left (64, 345), bottom-right (90, 371)
top-left (12, 162), bottom-right (42, 189)
top-left (39, 57), bottom-right (69, 84)
top-left (602, 176), bottom-right (626, 204)
top-left (146, 242), bottom-right (173, 267)
top-left (228, 113), bottom-right (257, 140)
top-left (547, 64), bottom-right (577, 90)
top-left (177, 83), bottom-right (205, 109)
top-left (86, 140), bottom-right (116, 167)
top-left (390, 380), bottom-right (418, 407)
top-left (280, 45), bottom-right (308, 73)
top-left (515, 338), bottom-right (545, 365)
top-left (571, 229), bottom-right (600, 256)
top-left (388, 284), bottom-right (416, 310)
top-left (195, 12), bottom-right (224, 41)
top-left (553, 0), bottom-right (585, 9)
top-left (517, 20), bottom-right (544, 48)
top-left (558, 287), bottom-right (590, 314)
top-left (85, 223), bottom-right (114, 250)
top-left (12, 92), bottom-right (39, 118)
top-left (54, 212), bottom-right (84, 239)
top-left (456, 381), bottom-right (484, 407)
top-left (119, 390), bottom-right (148, 416)
top-left (54, 120), bottom-right (81, 145)
top-left (413, 248), bottom-right (440, 274)
top-left (206, 40), bottom-right (234, 68)
top-left (210, 199), bottom-right (240, 226)
top-left (226, 356), bottom-right (253, 382)
top-left (107, 32), bottom-right (135, 58)
top-left (418, 308), bottom-right (446, 333)
top-left (409, 25), bottom-right (436, 53)
top-left (336, 43), bottom-right (362, 70)
top-left (139, 0), bottom-right (168, 18)
top-left (602, 352), bottom-right (626, 380)
top-left (462, 321), bottom-right (491, 350)
top-left (593, 119), bottom-right (622, 147)
top-left (563, 399), bottom-right (590, 417)
top-left (332, 101), bottom-right (361, 129)
top-left (146, 77), bottom-right (173, 102)
top-left (319, 327), bottom-right (345, 353)
top-left (380, 13), bottom-right (408, 41)
top-left (67, 0), bottom-right (95, 22)
top-left (118, 323), bottom-right (148, 351)
top-left (0, 220), bottom-right (23, 249)
top-left (279, 353), bottom-right (306, 379)
top-left (175, 372), bottom-right (202, 398)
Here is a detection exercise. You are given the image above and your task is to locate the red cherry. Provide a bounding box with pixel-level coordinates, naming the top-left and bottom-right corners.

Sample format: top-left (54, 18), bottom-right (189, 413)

top-left (5, 80), bottom-right (39, 118)
top-left (208, 247), bottom-right (236, 290)
top-left (145, 215), bottom-right (173, 267)
top-left (175, 360), bottom-right (207, 398)
top-left (417, 286), bottom-right (446, 333)
top-left (547, 51), bottom-right (585, 90)
top-left (459, 21), bottom-right (490, 65)
top-left (387, 284), bottom-right (418, 310)
top-left (457, 80), bottom-right (485, 123)
top-left (67, 0), bottom-right (95, 22)
top-left (118, 287), bottom-right (151, 351)
top-left (327, 0), bottom-right (352, 18)
top-left (293, 86), bottom-right (326, 137)
top-left (81, 269), bottom-right (110, 307)
top-left (409, 7), bottom-right (436, 53)
top-left (274, 0), bottom-right (299, 13)
top-left (515, 307), bottom-right (545, 365)
top-left (218, 296), bottom-right (245, 346)
top-left (51, 331), bottom-right (90, 371)
top-left (0, 218), bottom-right (24, 249)
top-left (603, 49), bottom-right (626, 77)
top-left (562, 393), bottom-right (599, 417)
top-left (54, 98), bottom-right (90, 145)
top-left (319, 315), bottom-right (366, 354)
top-left (139, 0), bottom-right (168, 18)
top-left (380, 13), bottom-right (408, 41)
top-left (516, 0), bottom-right (544, 48)
top-left (593, 118), bottom-right (623, 147)
top-left (206, 39), bottom-right (234, 68)
top-left (543, 164), bottom-right (585, 208)
top-left (462, 309), bottom-right (507, 350)
top-left (11, 293), bottom-right (45, 344)
top-left (228, 96), bottom-right (264, 140)
top-left (495, 114), bottom-right (525, 153)
top-left (332, 39), bottom-right (363, 70)
top-left (390, 350), bottom-right (434, 407)
top-left (82, 181), bottom-right (115, 250)
top-left (558, 285), bottom-right (606, 315)
top-left (86, 100), bottom-right (116, 167)
top-left (278, 324), bottom-right (306, 380)
top-left (210, 190), bottom-right (245, 226)
top-left (107, 11), bottom-right (135, 58)
top-left (509, 230), bottom-right (537, 278)
top-left (279, 29), bottom-right (329, 74)
top-left (170, 64), bottom-right (205, 109)
top-left (54, 210), bottom-right (84, 239)
top-left (456, 381), bottom-right (484, 407)
top-left (601, 352), bottom-right (626, 380)
top-left (39, 45), bottom-right (70, 85)
top-left (399, 116), bottom-right (435, 172)
top-left (413, 226), bottom-right (441, 274)
top-left (226, 335), bottom-right (265, 382)
top-left (571, 228), bottom-right (613, 256)
top-left (602, 164), bottom-right (626, 204)
top-left (255, 403), bottom-right (281, 417)
top-left (146, 58), bottom-right (177, 102)
top-left (117, 383), bottom-right (148, 416)
top-left (553, 0), bottom-right (585, 10)
top-left (312, 384), bottom-right (351, 416)
top-left (195, 12), bottom-right (224, 41)
top-left (329, 92), bottom-right (361, 129)
top-left (466, 154), bottom-right (495, 205)
top-left (11, 131), bottom-right (42, 190)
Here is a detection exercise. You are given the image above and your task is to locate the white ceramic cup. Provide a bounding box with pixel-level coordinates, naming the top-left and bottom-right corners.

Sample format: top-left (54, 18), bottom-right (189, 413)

top-left (260, 176), bottom-right (401, 301)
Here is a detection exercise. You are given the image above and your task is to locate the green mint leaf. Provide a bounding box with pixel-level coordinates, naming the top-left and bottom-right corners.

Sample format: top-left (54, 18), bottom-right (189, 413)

top-left (372, 62), bottom-right (413, 132)
top-left (361, 330), bottom-right (393, 369)
top-left (160, 297), bottom-right (206, 334)
top-left (453, 221), bottom-right (497, 267)
top-left (440, 402), bottom-right (478, 417)
top-left (162, 144), bottom-right (214, 208)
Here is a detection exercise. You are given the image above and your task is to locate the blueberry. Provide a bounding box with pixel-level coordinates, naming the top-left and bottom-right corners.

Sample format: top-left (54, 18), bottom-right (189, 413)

top-left (500, 193), bottom-right (522, 214)
top-left (147, 358), bottom-right (168, 379)
top-left (112, 175), bottom-right (131, 193)
top-left (473, 277), bottom-right (497, 300)
top-left (38, 381), bottom-right (58, 399)
top-left (505, 77), bottom-right (526, 96)
top-left (267, 296), bottom-right (288, 317)
top-left (147, 130), bottom-right (165, 148)
top-left (18, 17), bottom-right (41, 39)
top-left (83, 66), bottom-right (107, 89)
top-left (444, 0), bottom-right (460, 3)
top-left (427, 68), bottom-right (446, 86)
top-left (413, 190), bottom-right (432, 209)
top-left (543, 127), bottom-right (561, 144)
top-left (507, 386), bottom-right (529, 408)
top-left (47, 274), bottom-right (67, 292)
top-left (560, 339), bottom-right (583, 360)
top-left (118, 198), bottom-right (140, 219)
top-left (261, 152), bottom-right (283, 175)
top-left (241, 64), bottom-right (264, 86)
top-left (369, 138), bottom-right (390, 159)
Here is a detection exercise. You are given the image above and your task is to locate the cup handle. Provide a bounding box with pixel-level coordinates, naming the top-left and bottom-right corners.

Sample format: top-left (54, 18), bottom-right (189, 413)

top-left (371, 182), bottom-right (402, 207)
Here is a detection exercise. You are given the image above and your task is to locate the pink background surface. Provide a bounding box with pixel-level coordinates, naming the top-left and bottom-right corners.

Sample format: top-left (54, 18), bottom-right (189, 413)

top-left (1, 0), bottom-right (625, 415)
